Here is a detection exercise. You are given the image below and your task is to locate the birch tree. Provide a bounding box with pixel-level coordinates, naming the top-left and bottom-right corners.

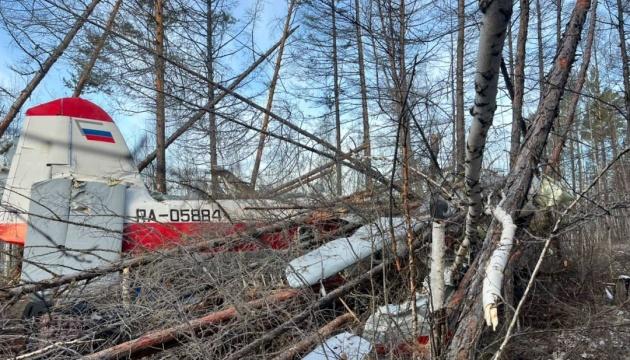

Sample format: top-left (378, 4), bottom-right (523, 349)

top-left (454, 0), bottom-right (513, 274)
top-left (447, 1), bottom-right (592, 357)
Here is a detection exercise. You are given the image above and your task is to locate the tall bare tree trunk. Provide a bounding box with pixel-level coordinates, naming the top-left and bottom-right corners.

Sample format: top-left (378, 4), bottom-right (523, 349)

top-left (455, 0), bottom-right (465, 174)
top-left (73, 0), bottom-right (122, 97)
top-left (557, 0), bottom-right (563, 49)
top-left (507, 25), bottom-right (514, 78)
top-left (447, 2), bottom-right (591, 358)
top-left (511, 0), bottom-right (530, 167)
top-left (536, 0), bottom-right (545, 99)
top-left (457, 0), bottom-right (513, 272)
top-left (616, 0), bottom-right (630, 143)
top-left (250, 0), bottom-right (296, 190)
top-left (154, 0), bottom-right (167, 194)
top-left (0, 0), bottom-right (102, 138)
top-left (331, 0), bottom-right (343, 196)
top-left (136, 31), bottom-right (294, 172)
top-left (547, 0), bottom-right (597, 174)
top-left (355, 0), bottom-right (372, 190)
top-left (207, 0), bottom-right (219, 197)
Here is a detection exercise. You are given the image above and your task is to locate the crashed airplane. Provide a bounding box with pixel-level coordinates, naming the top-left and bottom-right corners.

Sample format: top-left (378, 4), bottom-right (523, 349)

top-left (0, 97), bottom-right (300, 283)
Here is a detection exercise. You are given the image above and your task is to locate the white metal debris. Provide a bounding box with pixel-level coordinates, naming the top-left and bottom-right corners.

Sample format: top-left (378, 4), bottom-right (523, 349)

top-left (285, 217), bottom-right (423, 288)
top-left (363, 293), bottom-right (430, 345)
top-left (302, 332), bottom-right (372, 360)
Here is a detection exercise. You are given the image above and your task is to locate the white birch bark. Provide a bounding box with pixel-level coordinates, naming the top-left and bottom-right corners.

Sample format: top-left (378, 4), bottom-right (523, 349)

top-left (482, 205), bottom-right (516, 331)
top-left (452, 0), bottom-right (513, 277)
top-left (430, 221), bottom-right (446, 310)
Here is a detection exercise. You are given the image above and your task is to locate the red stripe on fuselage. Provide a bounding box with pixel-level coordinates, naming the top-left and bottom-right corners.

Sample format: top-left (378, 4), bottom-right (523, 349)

top-left (122, 222), bottom-right (295, 252)
top-left (0, 221), bottom-right (296, 253)
top-left (85, 134), bottom-right (116, 143)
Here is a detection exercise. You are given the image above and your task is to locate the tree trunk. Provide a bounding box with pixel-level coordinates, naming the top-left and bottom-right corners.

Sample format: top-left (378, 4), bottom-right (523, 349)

top-left (355, 0), bottom-right (372, 190)
top-left (557, 0), bottom-right (563, 50)
top-left (446, 2), bottom-right (591, 358)
top-left (73, 0), bottom-right (122, 97)
top-left (546, 0), bottom-right (597, 174)
top-left (250, 0), bottom-right (296, 190)
top-left (455, 0), bottom-right (466, 174)
top-left (332, 0), bottom-right (343, 196)
top-left (207, 0), bottom-right (219, 197)
top-left (458, 0), bottom-right (513, 271)
top-left (616, 0), bottom-right (630, 144)
top-left (510, 0), bottom-right (530, 167)
top-left (154, 0), bottom-right (167, 194)
top-left (136, 30), bottom-right (295, 172)
top-left (0, 0), bottom-right (102, 138)
top-left (536, 0), bottom-right (545, 100)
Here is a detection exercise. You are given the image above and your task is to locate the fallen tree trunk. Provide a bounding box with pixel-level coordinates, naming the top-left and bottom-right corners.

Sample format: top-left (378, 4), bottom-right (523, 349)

top-left (250, 0), bottom-right (297, 189)
top-left (83, 289), bottom-right (301, 360)
top-left (446, 1), bottom-right (592, 358)
top-left (482, 204), bottom-right (516, 331)
top-left (271, 313), bottom-right (354, 360)
top-left (268, 145), bottom-right (366, 196)
top-left (545, 0), bottom-right (598, 175)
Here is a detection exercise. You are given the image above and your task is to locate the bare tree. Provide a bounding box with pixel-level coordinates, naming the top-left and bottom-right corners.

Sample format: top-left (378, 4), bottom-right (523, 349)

top-left (154, 0), bottom-right (167, 193)
top-left (0, 0), bottom-right (102, 138)
top-left (510, 0), bottom-right (530, 166)
top-left (73, 0), bottom-right (122, 97)
top-left (615, 0), bottom-right (630, 143)
top-left (455, 0), bottom-right (465, 174)
top-left (331, 0), bottom-right (343, 195)
top-left (250, 0), bottom-right (296, 190)
top-left (354, 0), bottom-right (372, 190)
top-left (547, 0), bottom-right (598, 175)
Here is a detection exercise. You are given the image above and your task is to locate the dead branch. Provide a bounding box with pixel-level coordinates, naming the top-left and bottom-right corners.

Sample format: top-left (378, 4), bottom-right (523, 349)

top-left (0, 0), bottom-right (102, 138)
top-left (83, 289), bottom-right (301, 360)
top-left (72, 0), bottom-right (122, 97)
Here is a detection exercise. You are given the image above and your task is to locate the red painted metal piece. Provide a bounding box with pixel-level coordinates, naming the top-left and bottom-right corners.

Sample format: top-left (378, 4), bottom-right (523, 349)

top-left (25, 97), bottom-right (113, 122)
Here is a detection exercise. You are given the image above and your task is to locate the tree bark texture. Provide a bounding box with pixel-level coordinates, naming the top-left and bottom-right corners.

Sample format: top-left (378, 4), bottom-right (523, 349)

top-left (446, 2), bottom-right (591, 358)
top-left (616, 0), bottom-right (630, 143)
top-left (460, 0), bottom-right (513, 270)
top-left (546, 0), bottom-right (597, 175)
top-left (536, 0), bottom-right (545, 100)
top-left (510, 0), bottom-right (529, 167)
top-left (355, 0), bottom-right (372, 190)
top-left (455, 0), bottom-right (466, 174)
top-left (154, 0), bottom-right (167, 194)
top-left (0, 0), bottom-right (102, 138)
top-left (207, 0), bottom-right (219, 196)
top-left (332, 0), bottom-right (343, 196)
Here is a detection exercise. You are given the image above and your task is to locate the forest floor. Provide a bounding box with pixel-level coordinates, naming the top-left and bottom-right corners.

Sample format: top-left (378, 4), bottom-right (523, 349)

top-left (503, 242), bottom-right (630, 360)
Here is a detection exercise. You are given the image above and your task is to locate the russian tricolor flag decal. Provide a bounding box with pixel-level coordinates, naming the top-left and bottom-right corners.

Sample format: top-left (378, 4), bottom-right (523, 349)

top-left (76, 120), bottom-right (116, 143)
